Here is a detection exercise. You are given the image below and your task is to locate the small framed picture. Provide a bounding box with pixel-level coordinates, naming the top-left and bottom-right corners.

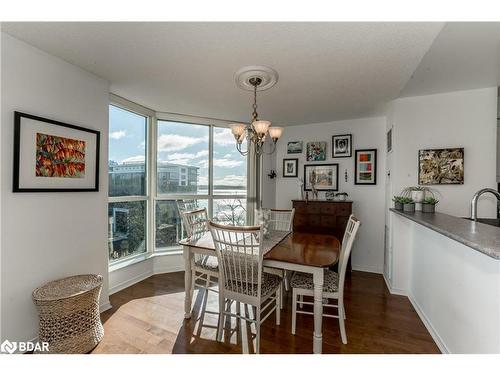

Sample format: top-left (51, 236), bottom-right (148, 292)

top-left (355, 149), bottom-right (377, 185)
top-left (13, 111), bottom-right (100, 192)
top-left (304, 163), bottom-right (339, 191)
top-left (282, 158), bottom-right (298, 177)
top-left (287, 141), bottom-right (303, 154)
top-left (418, 148), bottom-right (464, 185)
top-left (332, 134), bottom-right (352, 158)
top-left (306, 141), bottom-right (327, 161)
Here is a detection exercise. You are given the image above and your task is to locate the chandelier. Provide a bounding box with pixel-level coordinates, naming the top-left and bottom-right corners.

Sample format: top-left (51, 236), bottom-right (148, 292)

top-left (229, 67), bottom-right (283, 156)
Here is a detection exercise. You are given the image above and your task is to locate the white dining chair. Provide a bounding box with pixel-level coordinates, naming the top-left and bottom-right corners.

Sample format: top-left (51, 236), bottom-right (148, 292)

top-left (290, 214), bottom-right (361, 344)
top-left (208, 221), bottom-right (282, 354)
top-left (262, 208), bottom-right (295, 297)
top-left (179, 207), bottom-right (220, 298)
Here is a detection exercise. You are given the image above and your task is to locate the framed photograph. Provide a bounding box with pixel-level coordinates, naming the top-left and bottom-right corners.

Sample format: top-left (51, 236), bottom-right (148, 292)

top-left (282, 158), bottom-right (298, 177)
top-left (355, 149), bottom-right (377, 185)
top-left (304, 164), bottom-right (339, 191)
top-left (13, 111), bottom-right (100, 192)
top-left (418, 148), bottom-right (464, 185)
top-left (306, 141), bottom-right (327, 161)
top-left (287, 141), bottom-right (303, 154)
top-left (387, 128), bottom-right (393, 153)
top-left (332, 134), bottom-right (352, 158)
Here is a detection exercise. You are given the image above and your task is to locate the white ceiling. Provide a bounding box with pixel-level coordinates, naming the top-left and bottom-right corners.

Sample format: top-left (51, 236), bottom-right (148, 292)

top-left (400, 22), bottom-right (500, 97)
top-left (1, 22), bottom-right (444, 125)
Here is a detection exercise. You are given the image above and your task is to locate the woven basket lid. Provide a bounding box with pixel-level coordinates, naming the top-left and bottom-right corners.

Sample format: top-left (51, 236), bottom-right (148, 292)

top-left (33, 274), bottom-right (103, 301)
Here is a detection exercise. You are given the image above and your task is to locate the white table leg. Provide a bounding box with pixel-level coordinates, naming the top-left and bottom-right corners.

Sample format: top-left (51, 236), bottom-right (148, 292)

top-left (312, 269), bottom-right (324, 354)
top-left (183, 245), bottom-right (193, 319)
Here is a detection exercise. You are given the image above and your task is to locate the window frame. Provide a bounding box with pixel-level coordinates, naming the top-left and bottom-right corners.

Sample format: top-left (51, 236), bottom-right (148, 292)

top-left (108, 96), bottom-right (155, 265)
top-left (154, 113), bottom-right (249, 253)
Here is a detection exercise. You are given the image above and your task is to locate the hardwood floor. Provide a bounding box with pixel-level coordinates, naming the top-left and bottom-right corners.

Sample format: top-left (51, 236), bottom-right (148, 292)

top-left (92, 271), bottom-right (440, 354)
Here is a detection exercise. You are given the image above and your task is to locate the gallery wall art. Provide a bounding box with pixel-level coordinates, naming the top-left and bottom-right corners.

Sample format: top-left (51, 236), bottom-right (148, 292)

top-left (418, 148), bottom-right (464, 185)
top-left (287, 141), bottom-right (303, 154)
top-left (283, 158), bottom-right (298, 177)
top-left (354, 149), bottom-right (377, 185)
top-left (13, 111), bottom-right (100, 192)
top-left (306, 141), bottom-right (327, 161)
top-left (303, 163), bottom-right (338, 191)
top-left (332, 134), bottom-right (352, 158)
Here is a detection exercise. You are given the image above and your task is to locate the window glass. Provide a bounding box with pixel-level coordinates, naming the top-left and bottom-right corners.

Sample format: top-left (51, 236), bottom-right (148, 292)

top-left (109, 105), bottom-right (147, 197)
top-left (213, 198), bottom-right (247, 226)
top-left (157, 121), bottom-right (209, 195)
top-left (213, 127), bottom-right (247, 196)
top-left (155, 199), bottom-right (209, 249)
top-left (108, 201), bottom-right (146, 261)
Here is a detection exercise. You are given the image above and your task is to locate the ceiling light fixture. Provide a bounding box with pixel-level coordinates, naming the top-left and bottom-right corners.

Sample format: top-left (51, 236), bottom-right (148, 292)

top-left (230, 66), bottom-right (283, 156)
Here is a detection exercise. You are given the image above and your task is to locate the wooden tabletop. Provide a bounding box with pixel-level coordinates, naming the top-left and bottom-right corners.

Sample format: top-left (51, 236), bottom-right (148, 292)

top-left (180, 231), bottom-right (340, 268)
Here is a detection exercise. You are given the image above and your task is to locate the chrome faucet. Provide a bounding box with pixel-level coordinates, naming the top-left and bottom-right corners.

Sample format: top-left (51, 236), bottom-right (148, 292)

top-left (470, 188), bottom-right (500, 220)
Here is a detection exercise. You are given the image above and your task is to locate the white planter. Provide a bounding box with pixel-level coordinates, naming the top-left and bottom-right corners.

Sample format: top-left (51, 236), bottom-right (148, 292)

top-left (411, 190), bottom-right (424, 203)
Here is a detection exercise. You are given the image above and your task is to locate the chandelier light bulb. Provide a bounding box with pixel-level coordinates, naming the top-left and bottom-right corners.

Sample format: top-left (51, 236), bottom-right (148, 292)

top-left (230, 123), bottom-right (246, 140)
top-left (252, 120), bottom-right (271, 136)
top-left (268, 127), bottom-right (283, 141)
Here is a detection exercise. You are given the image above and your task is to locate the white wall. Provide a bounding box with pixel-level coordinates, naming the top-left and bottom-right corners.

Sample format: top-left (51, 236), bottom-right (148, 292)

top-left (391, 213), bottom-right (500, 353)
top-left (273, 117), bottom-right (386, 273)
top-left (389, 87), bottom-right (498, 218)
top-left (1, 33), bottom-right (110, 343)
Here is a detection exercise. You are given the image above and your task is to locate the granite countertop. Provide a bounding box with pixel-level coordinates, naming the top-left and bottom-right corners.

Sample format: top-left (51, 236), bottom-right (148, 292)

top-left (390, 209), bottom-right (500, 260)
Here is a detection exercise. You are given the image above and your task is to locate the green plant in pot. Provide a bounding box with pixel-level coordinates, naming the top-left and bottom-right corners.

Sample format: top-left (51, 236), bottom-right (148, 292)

top-left (401, 197), bottom-right (415, 212)
top-left (422, 197), bottom-right (439, 213)
top-left (335, 192), bottom-right (349, 201)
top-left (392, 196), bottom-right (404, 210)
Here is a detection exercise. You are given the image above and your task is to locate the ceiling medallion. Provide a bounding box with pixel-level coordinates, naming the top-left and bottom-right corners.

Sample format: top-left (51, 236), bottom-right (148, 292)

top-left (230, 66), bottom-right (283, 157)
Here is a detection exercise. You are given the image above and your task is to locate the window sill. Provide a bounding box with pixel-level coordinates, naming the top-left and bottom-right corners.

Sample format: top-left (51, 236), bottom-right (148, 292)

top-left (109, 247), bottom-right (184, 272)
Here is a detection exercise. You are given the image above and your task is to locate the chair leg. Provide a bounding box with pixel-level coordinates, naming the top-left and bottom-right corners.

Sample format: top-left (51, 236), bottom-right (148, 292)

top-left (291, 288), bottom-right (297, 335)
top-left (280, 282), bottom-right (284, 309)
top-left (205, 274), bottom-right (210, 290)
top-left (339, 301), bottom-right (347, 344)
top-left (216, 293), bottom-right (225, 342)
top-left (284, 270), bottom-right (290, 291)
top-left (276, 286), bottom-right (281, 325)
top-left (299, 294), bottom-right (303, 308)
top-left (255, 306), bottom-right (261, 354)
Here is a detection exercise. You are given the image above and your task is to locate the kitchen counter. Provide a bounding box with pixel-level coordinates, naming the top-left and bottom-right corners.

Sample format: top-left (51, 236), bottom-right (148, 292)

top-left (389, 208), bottom-right (500, 260)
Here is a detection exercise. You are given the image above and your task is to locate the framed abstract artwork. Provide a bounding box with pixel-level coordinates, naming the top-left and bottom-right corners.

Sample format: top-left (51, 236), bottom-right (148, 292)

top-left (354, 149), bottom-right (377, 185)
top-left (418, 148), bottom-right (464, 185)
top-left (283, 158), bottom-right (299, 177)
top-left (303, 163), bottom-right (339, 191)
top-left (287, 141), bottom-right (303, 154)
top-left (13, 111), bottom-right (100, 192)
top-left (332, 134), bottom-right (352, 158)
top-left (306, 141), bottom-right (327, 161)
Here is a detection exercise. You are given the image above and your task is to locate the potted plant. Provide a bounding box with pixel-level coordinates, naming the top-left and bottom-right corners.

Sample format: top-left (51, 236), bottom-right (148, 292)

top-left (401, 197), bottom-right (415, 212)
top-left (335, 192), bottom-right (349, 202)
top-left (392, 196), bottom-right (404, 210)
top-left (422, 197), bottom-right (439, 213)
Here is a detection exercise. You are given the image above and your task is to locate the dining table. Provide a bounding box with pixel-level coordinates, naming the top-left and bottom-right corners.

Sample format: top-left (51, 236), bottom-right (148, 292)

top-left (180, 230), bottom-right (341, 354)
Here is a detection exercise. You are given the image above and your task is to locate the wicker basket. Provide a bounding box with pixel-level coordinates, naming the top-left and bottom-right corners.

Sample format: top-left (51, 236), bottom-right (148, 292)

top-left (32, 274), bottom-right (104, 354)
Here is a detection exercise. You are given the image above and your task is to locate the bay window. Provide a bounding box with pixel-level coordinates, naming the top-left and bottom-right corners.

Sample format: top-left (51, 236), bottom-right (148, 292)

top-left (108, 99), bottom-right (248, 265)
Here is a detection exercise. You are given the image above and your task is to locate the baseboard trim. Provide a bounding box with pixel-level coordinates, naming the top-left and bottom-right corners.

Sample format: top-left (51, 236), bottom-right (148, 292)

top-left (109, 269), bottom-right (154, 296)
top-left (153, 265), bottom-right (184, 274)
top-left (408, 293), bottom-right (449, 354)
top-left (100, 301), bottom-right (113, 313)
top-left (382, 273), bottom-right (407, 296)
top-left (352, 264), bottom-right (383, 274)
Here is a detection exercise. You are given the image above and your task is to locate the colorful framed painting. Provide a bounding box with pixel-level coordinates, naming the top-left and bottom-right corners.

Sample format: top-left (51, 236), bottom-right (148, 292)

top-left (354, 149), bottom-right (377, 185)
top-left (306, 141), bottom-right (327, 161)
top-left (13, 111), bottom-right (100, 192)
top-left (303, 163), bottom-right (339, 191)
top-left (418, 148), bottom-right (464, 185)
top-left (287, 141), bottom-right (303, 154)
top-left (332, 134), bottom-right (352, 158)
top-left (283, 158), bottom-right (299, 177)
